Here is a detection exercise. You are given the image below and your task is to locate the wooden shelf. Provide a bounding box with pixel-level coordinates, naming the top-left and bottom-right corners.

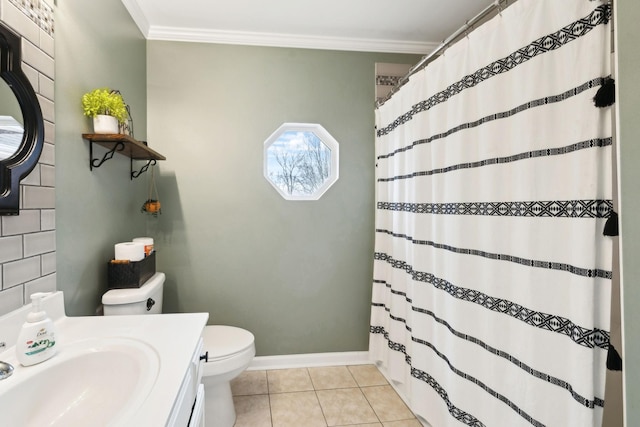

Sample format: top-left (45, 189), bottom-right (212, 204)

top-left (82, 133), bottom-right (166, 161)
top-left (82, 133), bottom-right (166, 179)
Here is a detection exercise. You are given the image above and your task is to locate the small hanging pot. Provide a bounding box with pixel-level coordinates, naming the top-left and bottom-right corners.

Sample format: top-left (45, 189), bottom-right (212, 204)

top-left (142, 199), bottom-right (161, 215)
top-left (141, 165), bottom-right (161, 217)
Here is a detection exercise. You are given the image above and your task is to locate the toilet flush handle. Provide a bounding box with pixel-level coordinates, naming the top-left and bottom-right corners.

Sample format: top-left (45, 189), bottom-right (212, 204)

top-left (199, 352), bottom-right (208, 362)
top-left (146, 298), bottom-right (155, 311)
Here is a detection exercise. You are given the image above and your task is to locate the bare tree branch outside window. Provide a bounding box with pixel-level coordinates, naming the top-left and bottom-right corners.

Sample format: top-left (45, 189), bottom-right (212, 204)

top-left (266, 131), bottom-right (331, 196)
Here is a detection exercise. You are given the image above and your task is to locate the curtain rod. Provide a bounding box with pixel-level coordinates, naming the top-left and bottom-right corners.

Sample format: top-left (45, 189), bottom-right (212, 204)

top-left (376, 0), bottom-right (513, 108)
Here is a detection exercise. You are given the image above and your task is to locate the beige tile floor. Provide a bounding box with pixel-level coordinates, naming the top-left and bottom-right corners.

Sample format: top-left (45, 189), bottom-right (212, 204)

top-left (230, 364), bottom-right (421, 427)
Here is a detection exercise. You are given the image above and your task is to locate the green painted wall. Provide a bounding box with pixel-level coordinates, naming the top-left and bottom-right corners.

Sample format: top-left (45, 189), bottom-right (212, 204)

top-left (616, 1), bottom-right (640, 424)
top-left (146, 41), bottom-right (419, 356)
top-left (55, 0), bottom-right (147, 315)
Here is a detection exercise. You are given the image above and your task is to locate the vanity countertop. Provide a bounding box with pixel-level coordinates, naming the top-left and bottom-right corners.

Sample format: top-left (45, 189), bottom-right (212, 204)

top-left (0, 292), bottom-right (208, 426)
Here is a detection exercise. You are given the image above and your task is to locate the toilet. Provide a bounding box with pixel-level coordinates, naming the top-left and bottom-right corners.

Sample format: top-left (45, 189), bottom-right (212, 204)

top-left (102, 272), bottom-right (255, 427)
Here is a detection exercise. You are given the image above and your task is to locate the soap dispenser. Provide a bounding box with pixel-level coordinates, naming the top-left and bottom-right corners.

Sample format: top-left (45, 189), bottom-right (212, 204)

top-left (16, 293), bottom-right (57, 366)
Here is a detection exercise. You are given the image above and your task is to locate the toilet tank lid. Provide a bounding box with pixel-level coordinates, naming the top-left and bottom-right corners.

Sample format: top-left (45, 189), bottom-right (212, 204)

top-left (102, 272), bottom-right (165, 305)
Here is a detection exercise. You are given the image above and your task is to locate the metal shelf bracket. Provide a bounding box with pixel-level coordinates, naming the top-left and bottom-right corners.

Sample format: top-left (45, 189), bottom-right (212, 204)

top-left (90, 141), bottom-right (125, 170)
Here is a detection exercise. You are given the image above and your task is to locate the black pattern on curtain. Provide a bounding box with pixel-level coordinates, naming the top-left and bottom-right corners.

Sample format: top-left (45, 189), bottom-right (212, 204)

top-left (370, 1), bottom-right (613, 426)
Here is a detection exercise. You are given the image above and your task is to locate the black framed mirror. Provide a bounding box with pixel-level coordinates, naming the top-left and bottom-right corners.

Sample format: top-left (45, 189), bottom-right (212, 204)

top-left (0, 21), bottom-right (44, 215)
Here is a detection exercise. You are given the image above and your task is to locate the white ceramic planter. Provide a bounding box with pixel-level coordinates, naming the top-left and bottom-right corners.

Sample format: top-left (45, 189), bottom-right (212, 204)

top-left (93, 114), bottom-right (119, 134)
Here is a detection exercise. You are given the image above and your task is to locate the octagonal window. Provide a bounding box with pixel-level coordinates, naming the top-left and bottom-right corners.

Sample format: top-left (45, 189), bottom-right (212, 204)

top-left (264, 123), bottom-right (339, 200)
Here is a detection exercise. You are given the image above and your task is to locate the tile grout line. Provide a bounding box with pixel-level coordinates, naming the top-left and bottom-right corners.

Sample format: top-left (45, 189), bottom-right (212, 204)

top-left (233, 365), bottom-right (419, 427)
top-left (267, 392), bottom-right (274, 427)
top-left (347, 365), bottom-right (383, 426)
top-left (308, 366), bottom-right (332, 427)
top-left (266, 370), bottom-right (273, 427)
top-left (314, 389), bottom-right (329, 427)
top-left (305, 367), bottom-right (329, 427)
top-left (359, 385), bottom-right (382, 426)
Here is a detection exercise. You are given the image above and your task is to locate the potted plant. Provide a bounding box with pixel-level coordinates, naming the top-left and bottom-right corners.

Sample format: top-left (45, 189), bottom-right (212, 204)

top-left (141, 165), bottom-right (161, 217)
top-left (81, 88), bottom-right (128, 134)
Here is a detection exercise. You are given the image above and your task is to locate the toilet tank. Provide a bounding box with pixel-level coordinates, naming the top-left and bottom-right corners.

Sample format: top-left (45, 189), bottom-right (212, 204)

top-left (102, 272), bottom-right (165, 315)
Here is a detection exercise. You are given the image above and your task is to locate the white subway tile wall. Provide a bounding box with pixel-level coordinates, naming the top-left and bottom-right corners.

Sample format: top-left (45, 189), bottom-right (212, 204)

top-left (40, 164), bottom-right (55, 187)
top-left (41, 209), bottom-right (55, 231)
top-left (22, 38), bottom-right (54, 78)
top-left (0, 0), bottom-right (55, 315)
top-left (38, 94), bottom-right (55, 122)
top-left (40, 137), bottom-right (55, 164)
top-left (0, 236), bottom-right (22, 263)
top-left (22, 186), bottom-right (55, 209)
top-left (2, 210), bottom-right (40, 235)
top-left (3, 256), bottom-right (41, 288)
top-left (39, 74), bottom-right (54, 99)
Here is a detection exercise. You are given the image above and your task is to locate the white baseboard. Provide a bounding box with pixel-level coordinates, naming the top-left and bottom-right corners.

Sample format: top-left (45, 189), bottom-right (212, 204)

top-left (248, 351), bottom-right (371, 370)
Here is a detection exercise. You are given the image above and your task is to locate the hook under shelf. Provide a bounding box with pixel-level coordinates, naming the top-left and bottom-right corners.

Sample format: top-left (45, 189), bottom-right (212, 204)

top-left (131, 159), bottom-right (157, 180)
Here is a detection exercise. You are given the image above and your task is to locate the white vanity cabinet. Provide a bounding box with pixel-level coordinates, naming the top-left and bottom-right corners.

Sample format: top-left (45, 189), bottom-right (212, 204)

top-left (167, 337), bottom-right (206, 427)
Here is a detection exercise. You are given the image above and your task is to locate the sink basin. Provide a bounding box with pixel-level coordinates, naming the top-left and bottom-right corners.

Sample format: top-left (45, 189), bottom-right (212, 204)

top-left (0, 337), bottom-right (160, 427)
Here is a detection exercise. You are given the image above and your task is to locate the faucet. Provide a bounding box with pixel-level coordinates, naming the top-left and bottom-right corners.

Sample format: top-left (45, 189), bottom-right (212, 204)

top-left (0, 342), bottom-right (12, 379)
top-left (0, 361), bottom-right (13, 380)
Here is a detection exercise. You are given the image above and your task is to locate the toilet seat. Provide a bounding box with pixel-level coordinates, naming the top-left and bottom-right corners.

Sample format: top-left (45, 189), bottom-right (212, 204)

top-left (203, 325), bottom-right (254, 360)
top-left (201, 325), bottom-right (255, 377)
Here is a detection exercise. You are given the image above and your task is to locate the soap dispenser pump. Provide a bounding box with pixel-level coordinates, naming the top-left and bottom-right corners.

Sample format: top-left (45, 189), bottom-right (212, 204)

top-left (16, 293), bottom-right (57, 366)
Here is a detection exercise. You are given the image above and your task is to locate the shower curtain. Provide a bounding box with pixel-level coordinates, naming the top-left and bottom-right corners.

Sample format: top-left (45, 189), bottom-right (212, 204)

top-left (370, 1), bottom-right (613, 426)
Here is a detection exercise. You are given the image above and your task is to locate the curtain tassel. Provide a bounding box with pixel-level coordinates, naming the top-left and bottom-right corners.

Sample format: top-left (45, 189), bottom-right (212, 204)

top-left (607, 344), bottom-right (623, 371)
top-left (603, 210), bottom-right (619, 236)
top-left (593, 77), bottom-right (615, 107)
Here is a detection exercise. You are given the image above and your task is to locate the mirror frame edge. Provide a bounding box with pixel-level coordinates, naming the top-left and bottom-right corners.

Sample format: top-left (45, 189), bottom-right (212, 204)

top-left (0, 21), bottom-right (45, 215)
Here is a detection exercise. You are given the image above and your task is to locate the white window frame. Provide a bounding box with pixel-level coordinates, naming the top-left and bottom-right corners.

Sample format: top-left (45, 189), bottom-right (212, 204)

top-left (263, 123), bottom-right (339, 201)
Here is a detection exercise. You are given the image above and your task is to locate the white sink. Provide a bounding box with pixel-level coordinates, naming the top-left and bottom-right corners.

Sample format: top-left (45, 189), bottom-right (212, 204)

top-left (0, 292), bottom-right (208, 426)
top-left (0, 337), bottom-right (160, 427)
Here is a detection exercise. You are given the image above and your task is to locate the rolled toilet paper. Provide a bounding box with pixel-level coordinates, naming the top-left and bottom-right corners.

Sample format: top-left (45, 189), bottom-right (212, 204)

top-left (133, 237), bottom-right (154, 256)
top-left (114, 242), bottom-right (145, 262)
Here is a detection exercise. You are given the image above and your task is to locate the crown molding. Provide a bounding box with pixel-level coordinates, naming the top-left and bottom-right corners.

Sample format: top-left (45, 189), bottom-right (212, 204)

top-left (121, 0), bottom-right (151, 37)
top-left (146, 26), bottom-right (436, 54)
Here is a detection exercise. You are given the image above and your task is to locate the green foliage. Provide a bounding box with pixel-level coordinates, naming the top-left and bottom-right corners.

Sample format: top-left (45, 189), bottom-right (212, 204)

top-left (81, 88), bottom-right (128, 124)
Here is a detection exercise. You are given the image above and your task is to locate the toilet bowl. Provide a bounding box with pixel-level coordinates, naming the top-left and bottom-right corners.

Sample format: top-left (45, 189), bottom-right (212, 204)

top-left (102, 272), bottom-right (255, 427)
top-left (202, 325), bottom-right (255, 426)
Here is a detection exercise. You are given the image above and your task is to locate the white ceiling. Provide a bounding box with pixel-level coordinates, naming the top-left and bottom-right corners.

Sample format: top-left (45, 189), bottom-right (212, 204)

top-left (120, 0), bottom-right (496, 54)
